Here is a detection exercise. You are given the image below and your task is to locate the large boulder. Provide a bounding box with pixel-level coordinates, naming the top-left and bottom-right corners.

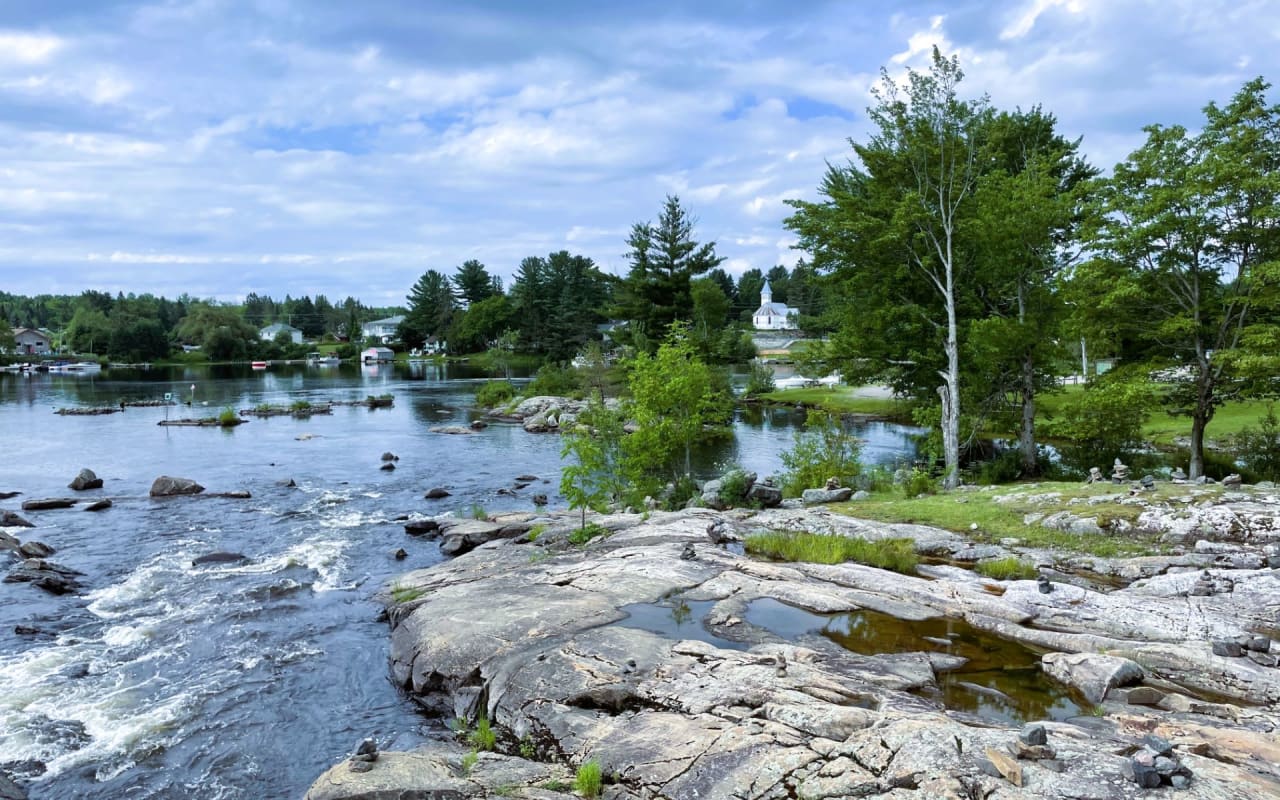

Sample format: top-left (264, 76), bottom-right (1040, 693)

top-left (800, 487), bottom-right (852, 505)
top-left (305, 745), bottom-right (574, 800)
top-left (67, 468), bottom-right (103, 491)
top-left (4, 558), bottom-right (85, 595)
top-left (1042, 652), bottom-right (1145, 704)
top-left (747, 481), bottom-right (784, 508)
top-left (149, 476), bottom-right (205, 497)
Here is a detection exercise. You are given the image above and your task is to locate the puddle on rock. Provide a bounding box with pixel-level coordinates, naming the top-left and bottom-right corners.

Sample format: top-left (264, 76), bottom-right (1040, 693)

top-left (744, 598), bottom-right (1084, 725)
top-left (617, 599), bottom-right (751, 652)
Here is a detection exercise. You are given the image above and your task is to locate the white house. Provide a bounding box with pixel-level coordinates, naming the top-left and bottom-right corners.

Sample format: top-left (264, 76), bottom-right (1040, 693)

top-left (260, 323), bottom-right (302, 344)
top-left (751, 281), bottom-right (799, 331)
top-left (362, 346), bottom-right (395, 362)
top-left (361, 315), bottom-right (404, 343)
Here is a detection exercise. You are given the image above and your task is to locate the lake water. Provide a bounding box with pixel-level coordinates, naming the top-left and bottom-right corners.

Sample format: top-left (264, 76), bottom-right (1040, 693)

top-left (0, 363), bottom-right (922, 799)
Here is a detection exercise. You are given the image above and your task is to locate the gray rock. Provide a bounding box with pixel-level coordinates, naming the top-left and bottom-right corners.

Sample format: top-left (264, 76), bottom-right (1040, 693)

top-left (1221, 473), bottom-right (1242, 488)
top-left (800, 487), bottom-right (852, 505)
top-left (380, 452), bottom-right (397, 462)
top-left (19, 498), bottom-right (77, 511)
top-left (1, 511), bottom-right (34, 527)
top-left (393, 548), bottom-right (407, 560)
top-left (17, 541), bottom-right (53, 559)
top-left (1212, 641), bottom-right (1243, 657)
top-left (1042, 652), bottom-right (1144, 704)
top-left (404, 519), bottom-right (440, 536)
top-left (379, 462), bottom-right (395, 471)
top-left (1018, 723), bottom-right (1047, 747)
top-left (851, 489), bottom-right (870, 501)
top-left (67, 469), bottom-right (103, 491)
top-left (1245, 636), bottom-right (1271, 653)
top-left (1143, 734), bottom-right (1173, 757)
top-left (4, 559), bottom-right (85, 595)
top-left (83, 499), bottom-right (112, 512)
top-left (149, 476), bottom-right (205, 497)
top-left (1124, 686), bottom-right (1166, 706)
top-left (0, 772), bottom-right (27, 800)
top-left (424, 487), bottom-right (451, 499)
top-left (747, 481), bottom-right (783, 508)
top-left (191, 552), bottom-right (250, 567)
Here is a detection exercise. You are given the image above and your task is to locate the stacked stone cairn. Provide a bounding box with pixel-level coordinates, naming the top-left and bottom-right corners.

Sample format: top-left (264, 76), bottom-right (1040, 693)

top-left (348, 738), bottom-right (378, 773)
top-left (1171, 466), bottom-right (1187, 481)
top-left (1111, 458), bottom-right (1130, 484)
top-left (1086, 466), bottom-right (1104, 484)
top-left (978, 723), bottom-right (1059, 788)
top-left (1123, 734), bottom-right (1193, 789)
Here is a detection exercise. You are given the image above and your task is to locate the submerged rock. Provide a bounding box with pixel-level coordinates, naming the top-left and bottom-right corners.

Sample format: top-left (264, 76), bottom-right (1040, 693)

top-left (19, 498), bottom-right (77, 511)
top-left (83, 499), bottom-right (112, 512)
top-left (1, 511), bottom-right (34, 528)
top-left (191, 552), bottom-right (250, 567)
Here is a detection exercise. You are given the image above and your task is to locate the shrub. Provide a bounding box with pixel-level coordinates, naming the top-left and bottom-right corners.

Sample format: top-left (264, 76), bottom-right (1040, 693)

top-left (974, 557), bottom-right (1038, 580)
top-left (217, 406), bottom-right (239, 427)
top-left (475, 380), bottom-right (516, 408)
top-left (574, 760), bottom-right (603, 798)
top-left (290, 399), bottom-right (312, 412)
top-left (718, 468), bottom-right (751, 504)
top-left (568, 521), bottom-right (611, 546)
top-left (525, 362), bottom-right (580, 398)
top-left (1043, 374), bottom-right (1155, 474)
top-left (902, 467), bottom-right (937, 498)
top-left (471, 504), bottom-right (488, 520)
top-left (1232, 405), bottom-right (1280, 481)
top-left (461, 750), bottom-right (478, 775)
top-left (519, 735), bottom-right (536, 760)
top-left (468, 717), bottom-right (496, 752)
top-left (779, 411), bottom-right (862, 497)
top-left (743, 362), bottom-right (775, 397)
top-left (744, 531), bottom-right (918, 574)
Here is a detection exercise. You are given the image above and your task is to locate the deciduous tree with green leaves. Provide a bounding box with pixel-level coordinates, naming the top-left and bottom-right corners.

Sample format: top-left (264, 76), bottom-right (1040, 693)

top-left (559, 398), bottom-right (627, 530)
top-left (1078, 78), bottom-right (1280, 478)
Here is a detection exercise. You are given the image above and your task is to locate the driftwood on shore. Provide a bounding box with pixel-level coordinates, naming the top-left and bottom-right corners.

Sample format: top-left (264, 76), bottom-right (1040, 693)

top-left (55, 407), bottom-right (122, 416)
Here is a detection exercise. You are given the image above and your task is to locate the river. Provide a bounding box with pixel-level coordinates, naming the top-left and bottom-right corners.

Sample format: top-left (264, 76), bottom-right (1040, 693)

top-left (0, 363), bottom-right (921, 799)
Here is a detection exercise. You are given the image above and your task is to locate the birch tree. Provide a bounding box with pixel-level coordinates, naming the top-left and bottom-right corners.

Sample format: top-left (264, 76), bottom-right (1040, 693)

top-left (787, 48), bottom-right (988, 488)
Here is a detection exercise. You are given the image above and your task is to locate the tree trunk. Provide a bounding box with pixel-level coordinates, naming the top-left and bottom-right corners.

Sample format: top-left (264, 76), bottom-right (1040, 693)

top-left (1020, 352), bottom-right (1038, 475)
top-left (1189, 413), bottom-right (1206, 481)
top-left (940, 296), bottom-right (960, 490)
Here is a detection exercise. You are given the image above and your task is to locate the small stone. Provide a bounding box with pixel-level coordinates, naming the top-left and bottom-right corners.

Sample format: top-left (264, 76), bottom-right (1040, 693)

top-left (1221, 473), bottom-right (1242, 488)
top-left (379, 462), bottom-right (395, 471)
top-left (1037, 576), bottom-right (1053, 594)
top-left (984, 747), bottom-right (1023, 787)
top-left (83, 499), bottom-right (113, 512)
top-left (680, 543), bottom-right (697, 561)
top-left (1171, 467), bottom-right (1187, 481)
top-left (1140, 474), bottom-right (1155, 489)
top-left (1127, 760), bottom-right (1161, 788)
top-left (1245, 636), bottom-right (1271, 653)
top-left (1154, 755), bottom-right (1178, 776)
top-left (1246, 651), bottom-right (1278, 668)
top-left (424, 487), bottom-right (451, 499)
top-left (354, 738), bottom-right (378, 757)
top-left (348, 759), bottom-right (373, 773)
top-left (380, 452), bottom-right (397, 462)
top-left (1170, 774), bottom-right (1192, 790)
top-left (1142, 735), bottom-right (1173, 757)
top-left (1211, 641), bottom-right (1243, 658)
top-left (532, 494), bottom-right (548, 506)
top-left (14, 624), bottom-right (40, 635)
top-left (1018, 723), bottom-right (1047, 747)
top-left (393, 548), bottom-right (407, 560)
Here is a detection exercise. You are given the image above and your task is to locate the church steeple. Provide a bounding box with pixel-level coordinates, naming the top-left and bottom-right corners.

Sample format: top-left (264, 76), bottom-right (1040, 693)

top-left (761, 279), bottom-right (772, 305)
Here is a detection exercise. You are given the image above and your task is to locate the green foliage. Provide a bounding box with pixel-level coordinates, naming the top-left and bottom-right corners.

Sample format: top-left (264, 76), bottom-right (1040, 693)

top-left (718, 468), bottom-right (751, 504)
top-left (902, 467), bottom-right (938, 498)
top-left (743, 362), bottom-right (775, 397)
top-left (539, 780), bottom-right (572, 792)
top-left (525, 362), bottom-right (580, 398)
top-left (511, 250), bottom-right (615, 361)
top-left (468, 717), bottom-right (497, 752)
top-left (778, 411), bottom-right (862, 497)
top-left (745, 531), bottom-right (918, 574)
top-left (1041, 374), bottom-right (1155, 472)
top-left (568, 522), bottom-right (611, 546)
top-left (526, 524), bottom-right (546, 542)
top-left (475, 380), bottom-right (516, 408)
top-left (560, 398), bottom-right (627, 528)
top-left (470, 504), bottom-right (488, 520)
top-left (400, 269), bottom-right (456, 348)
top-left (389, 583), bottom-right (426, 603)
top-left (621, 322), bottom-right (728, 499)
top-left (217, 406), bottom-right (239, 427)
top-left (1231, 405), bottom-right (1280, 481)
top-left (974, 557), bottom-right (1038, 580)
top-left (612, 195), bottom-right (724, 350)
top-left (290, 399), bottom-right (312, 412)
top-left (574, 760), bottom-right (603, 798)
top-left (519, 735), bottom-right (536, 760)
top-left (460, 750), bottom-right (478, 775)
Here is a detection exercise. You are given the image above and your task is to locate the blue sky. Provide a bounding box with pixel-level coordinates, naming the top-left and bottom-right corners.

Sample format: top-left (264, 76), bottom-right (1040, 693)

top-left (1, 0), bottom-right (1277, 305)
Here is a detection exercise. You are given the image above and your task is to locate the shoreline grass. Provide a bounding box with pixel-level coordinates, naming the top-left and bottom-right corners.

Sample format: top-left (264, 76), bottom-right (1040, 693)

top-left (745, 531), bottom-right (918, 573)
top-left (754, 386), bottom-right (909, 418)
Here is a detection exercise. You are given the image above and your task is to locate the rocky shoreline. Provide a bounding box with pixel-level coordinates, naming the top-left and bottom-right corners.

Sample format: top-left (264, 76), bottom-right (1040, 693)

top-left (306, 495), bottom-right (1280, 800)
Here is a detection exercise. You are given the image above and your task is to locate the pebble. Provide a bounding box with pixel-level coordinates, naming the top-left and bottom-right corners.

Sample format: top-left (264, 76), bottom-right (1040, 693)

top-left (1018, 723), bottom-right (1047, 747)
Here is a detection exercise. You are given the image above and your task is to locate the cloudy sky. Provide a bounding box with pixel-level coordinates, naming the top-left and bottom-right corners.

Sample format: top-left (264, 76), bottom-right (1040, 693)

top-left (1, 0), bottom-right (1276, 306)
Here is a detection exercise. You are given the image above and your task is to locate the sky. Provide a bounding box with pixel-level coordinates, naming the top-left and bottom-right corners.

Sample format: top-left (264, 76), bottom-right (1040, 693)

top-left (1, 0), bottom-right (1278, 307)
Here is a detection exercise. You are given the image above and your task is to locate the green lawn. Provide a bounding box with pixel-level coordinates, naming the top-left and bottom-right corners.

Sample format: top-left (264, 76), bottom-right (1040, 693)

top-left (1038, 383), bottom-right (1274, 446)
top-left (756, 386), bottom-right (910, 418)
top-left (835, 481), bottom-right (1188, 556)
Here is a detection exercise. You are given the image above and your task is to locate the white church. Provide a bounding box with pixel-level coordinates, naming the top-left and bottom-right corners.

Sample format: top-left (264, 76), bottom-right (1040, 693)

top-left (751, 280), bottom-right (799, 330)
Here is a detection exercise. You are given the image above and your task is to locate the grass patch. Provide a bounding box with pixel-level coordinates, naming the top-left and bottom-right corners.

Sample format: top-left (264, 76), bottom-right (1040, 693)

top-left (539, 780), bottom-right (572, 792)
top-left (574, 760), bottom-right (603, 798)
top-left (468, 716), bottom-right (497, 751)
top-left (835, 482), bottom-right (1175, 557)
top-left (389, 583), bottom-right (426, 603)
top-left (217, 406), bottom-right (240, 427)
top-left (461, 750), bottom-right (478, 775)
top-left (568, 522), bottom-right (611, 546)
top-left (757, 386), bottom-right (909, 418)
top-left (526, 524), bottom-right (546, 542)
top-left (973, 556), bottom-right (1038, 580)
top-left (744, 531), bottom-right (918, 574)
top-left (470, 503), bottom-right (488, 520)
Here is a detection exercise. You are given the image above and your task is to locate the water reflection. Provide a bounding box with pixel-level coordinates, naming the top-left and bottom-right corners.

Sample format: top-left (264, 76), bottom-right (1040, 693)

top-left (744, 598), bottom-right (1082, 724)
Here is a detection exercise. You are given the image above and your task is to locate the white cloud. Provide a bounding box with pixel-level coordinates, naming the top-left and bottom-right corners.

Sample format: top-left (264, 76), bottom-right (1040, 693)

top-left (0, 32), bottom-right (64, 65)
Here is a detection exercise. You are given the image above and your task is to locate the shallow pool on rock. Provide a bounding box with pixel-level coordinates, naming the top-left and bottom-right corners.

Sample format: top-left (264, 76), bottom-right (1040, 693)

top-left (616, 599), bottom-right (751, 652)
top-left (744, 598), bottom-right (1085, 725)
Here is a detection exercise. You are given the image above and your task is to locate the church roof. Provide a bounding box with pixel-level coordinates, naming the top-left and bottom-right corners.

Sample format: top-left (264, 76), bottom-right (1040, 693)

top-left (754, 302), bottom-right (793, 316)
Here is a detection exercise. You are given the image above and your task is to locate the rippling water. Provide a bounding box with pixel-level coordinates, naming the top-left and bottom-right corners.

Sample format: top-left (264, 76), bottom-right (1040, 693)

top-left (0, 363), bottom-right (920, 798)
